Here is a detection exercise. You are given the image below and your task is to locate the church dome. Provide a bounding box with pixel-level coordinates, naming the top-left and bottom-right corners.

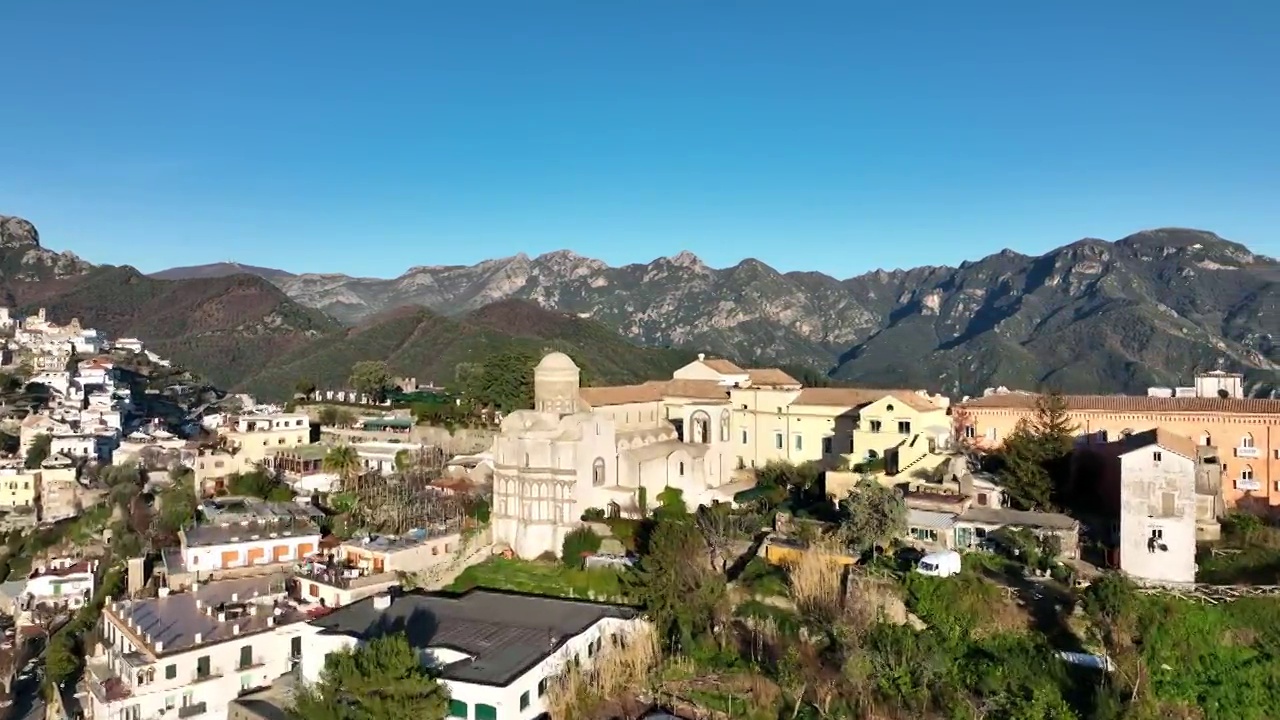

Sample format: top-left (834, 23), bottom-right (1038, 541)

top-left (536, 352), bottom-right (578, 372)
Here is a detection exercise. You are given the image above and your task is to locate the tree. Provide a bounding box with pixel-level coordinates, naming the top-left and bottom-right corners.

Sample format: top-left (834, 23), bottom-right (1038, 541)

top-left (295, 378), bottom-right (317, 398)
top-left (629, 520), bottom-right (726, 651)
top-left (228, 468), bottom-right (294, 501)
top-left (44, 631), bottom-right (79, 688)
top-left (323, 445), bottom-right (361, 492)
top-left (24, 433), bottom-right (51, 469)
top-left (695, 503), bottom-right (761, 573)
top-left (653, 486), bottom-right (688, 520)
top-left (289, 633), bottom-right (451, 720)
top-left (1027, 391), bottom-right (1076, 453)
top-left (996, 423), bottom-right (1057, 511)
top-left (349, 360), bottom-right (395, 403)
top-left (838, 476), bottom-right (907, 555)
top-left (460, 351), bottom-right (536, 412)
top-left (562, 527), bottom-right (603, 568)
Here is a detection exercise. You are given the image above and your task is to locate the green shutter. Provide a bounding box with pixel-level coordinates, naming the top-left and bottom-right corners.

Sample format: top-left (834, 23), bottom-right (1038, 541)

top-left (476, 704), bottom-right (498, 720)
top-left (448, 699), bottom-right (468, 718)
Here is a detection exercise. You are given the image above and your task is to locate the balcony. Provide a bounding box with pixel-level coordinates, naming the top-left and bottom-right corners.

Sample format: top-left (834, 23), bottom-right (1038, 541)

top-left (178, 702), bottom-right (209, 718)
top-left (190, 667), bottom-right (225, 684)
top-left (1237, 479), bottom-right (1261, 492)
top-left (1235, 446), bottom-right (1260, 459)
top-left (294, 562), bottom-right (395, 591)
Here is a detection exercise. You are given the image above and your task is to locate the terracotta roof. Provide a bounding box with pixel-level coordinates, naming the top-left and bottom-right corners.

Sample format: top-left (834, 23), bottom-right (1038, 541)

top-left (701, 358), bottom-right (746, 375)
top-left (579, 380), bottom-right (729, 408)
top-left (791, 387), bottom-right (940, 412)
top-left (960, 393), bottom-right (1280, 415)
top-left (746, 368), bottom-right (801, 387)
top-left (1118, 428), bottom-right (1200, 460)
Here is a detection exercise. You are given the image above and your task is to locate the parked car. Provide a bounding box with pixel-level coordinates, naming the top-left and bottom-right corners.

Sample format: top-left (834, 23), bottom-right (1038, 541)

top-left (915, 550), bottom-right (962, 578)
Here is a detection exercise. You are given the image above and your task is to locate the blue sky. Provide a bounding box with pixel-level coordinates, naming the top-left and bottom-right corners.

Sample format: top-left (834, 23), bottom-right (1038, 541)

top-left (2, 1), bottom-right (1277, 278)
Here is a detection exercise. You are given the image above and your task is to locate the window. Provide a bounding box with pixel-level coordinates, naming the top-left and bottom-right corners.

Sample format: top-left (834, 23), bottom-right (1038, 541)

top-left (475, 704), bottom-right (498, 720)
top-left (897, 421), bottom-right (911, 435)
top-left (869, 420), bottom-right (882, 433)
top-left (238, 645), bottom-right (253, 669)
top-left (1201, 432), bottom-right (1212, 446)
top-left (538, 677), bottom-right (549, 696)
top-left (448, 699), bottom-right (469, 718)
top-left (241, 674), bottom-right (252, 691)
top-left (985, 427), bottom-right (998, 441)
top-left (592, 458), bottom-right (606, 487)
top-left (794, 435), bottom-right (803, 451)
top-left (822, 436), bottom-right (833, 455)
top-left (196, 655), bottom-right (211, 679)
top-left (1152, 451), bottom-right (1162, 462)
top-left (1242, 434), bottom-right (1255, 448)
top-left (720, 410), bottom-right (730, 442)
top-left (741, 429), bottom-right (748, 444)
top-left (774, 432), bottom-right (783, 449)
top-left (291, 636), bottom-right (302, 658)
top-left (678, 461), bottom-right (685, 476)
top-left (976, 492), bottom-right (989, 506)
top-left (521, 691), bottom-right (531, 710)
top-left (964, 425), bottom-right (976, 439)
top-left (1241, 466), bottom-right (1254, 481)
top-left (910, 527), bottom-right (938, 543)
top-left (165, 664), bottom-right (176, 680)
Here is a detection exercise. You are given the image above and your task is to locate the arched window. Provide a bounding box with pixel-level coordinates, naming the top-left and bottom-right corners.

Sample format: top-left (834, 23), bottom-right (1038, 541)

top-left (719, 410), bottom-right (731, 442)
top-left (592, 458), bottom-right (606, 486)
top-left (1241, 433), bottom-right (1255, 449)
top-left (678, 461), bottom-right (685, 476)
top-left (689, 410), bottom-right (712, 443)
top-left (1201, 432), bottom-right (1212, 446)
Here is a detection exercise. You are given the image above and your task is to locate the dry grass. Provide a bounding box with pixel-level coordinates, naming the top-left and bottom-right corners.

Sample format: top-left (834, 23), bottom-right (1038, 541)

top-left (785, 539), bottom-right (847, 623)
top-left (544, 623), bottom-right (662, 720)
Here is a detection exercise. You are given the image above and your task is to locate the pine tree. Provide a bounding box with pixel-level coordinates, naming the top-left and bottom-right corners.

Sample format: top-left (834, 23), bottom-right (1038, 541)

top-left (289, 634), bottom-right (450, 720)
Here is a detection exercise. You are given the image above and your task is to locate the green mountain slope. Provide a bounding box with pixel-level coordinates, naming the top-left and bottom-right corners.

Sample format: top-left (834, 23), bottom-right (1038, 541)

top-left (238, 299), bottom-right (698, 400)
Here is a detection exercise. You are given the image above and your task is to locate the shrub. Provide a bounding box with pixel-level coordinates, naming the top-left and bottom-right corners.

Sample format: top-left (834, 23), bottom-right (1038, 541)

top-left (561, 527), bottom-right (603, 568)
top-left (581, 507), bottom-right (607, 522)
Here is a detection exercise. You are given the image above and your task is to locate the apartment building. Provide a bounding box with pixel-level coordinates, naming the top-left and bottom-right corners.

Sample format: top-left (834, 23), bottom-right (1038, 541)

top-left (221, 412), bottom-right (314, 473)
top-left (174, 498), bottom-right (324, 578)
top-left (958, 386), bottom-right (1280, 510)
top-left (85, 575), bottom-right (322, 720)
top-left (303, 589), bottom-right (644, 720)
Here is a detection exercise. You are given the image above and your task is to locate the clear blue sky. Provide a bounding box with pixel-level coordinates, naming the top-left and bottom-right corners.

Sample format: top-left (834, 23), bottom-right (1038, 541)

top-left (2, 1), bottom-right (1277, 278)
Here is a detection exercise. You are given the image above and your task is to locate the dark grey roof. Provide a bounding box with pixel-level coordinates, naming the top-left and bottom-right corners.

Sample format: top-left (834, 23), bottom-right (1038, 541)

top-left (310, 589), bottom-right (639, 686)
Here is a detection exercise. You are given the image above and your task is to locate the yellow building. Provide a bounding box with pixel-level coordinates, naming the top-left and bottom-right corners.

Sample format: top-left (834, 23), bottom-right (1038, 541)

top-left (0, 462), bottom-right (39, 509)
top-left (220, 412), bottom-right (314, 473)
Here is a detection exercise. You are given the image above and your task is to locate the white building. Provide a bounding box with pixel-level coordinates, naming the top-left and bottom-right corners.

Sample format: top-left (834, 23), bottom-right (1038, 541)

top-left (73, 329), bottom-right (107, 355)
top-left (176, 497), bottom-right (325, 576)
top-left (22, 558), bottom-right (97, 613)
top-left (302, 589), bottom-right (645, 720)
top-left (85, 575), bottom-right (323, 720)
top-left (112, 337), bottom-right (145, 353)
top-left (491, 352), bottom-right (751, 559)
top-left (1116, 429), bottom-right (1198, 585)
top-left (352, 440), bottom-right (426, 474)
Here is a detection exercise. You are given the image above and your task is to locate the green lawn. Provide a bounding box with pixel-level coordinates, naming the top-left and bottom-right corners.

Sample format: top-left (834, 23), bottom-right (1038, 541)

top-left (446, 557), bottom-right (634, 602)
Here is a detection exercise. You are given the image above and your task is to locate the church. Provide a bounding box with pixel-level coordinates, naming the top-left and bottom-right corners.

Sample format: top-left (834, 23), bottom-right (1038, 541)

top-left (490, 351), bottom-right (952, 559)
top-left (490, 352), bottom-right (762, 559)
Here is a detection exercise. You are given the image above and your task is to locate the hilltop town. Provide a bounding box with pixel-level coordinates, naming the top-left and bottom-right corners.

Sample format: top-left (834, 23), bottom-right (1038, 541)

top-left (0, 297), bottom-right (1278, 720)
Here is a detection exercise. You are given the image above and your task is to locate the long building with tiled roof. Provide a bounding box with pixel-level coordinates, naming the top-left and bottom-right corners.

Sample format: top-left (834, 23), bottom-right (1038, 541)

top-left (958, 379), bottom-right (1280, 510)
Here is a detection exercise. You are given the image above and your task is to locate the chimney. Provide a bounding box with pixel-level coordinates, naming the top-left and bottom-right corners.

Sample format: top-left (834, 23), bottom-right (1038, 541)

top-left (232, 624), bottom-right (240, 636)
top-left (267, 617), bottom-right (275, 628)
top-left (191, 581), bottom-right (200, 592)
top-left (193, 633), bottom-right (202, 644)
top-left (372, 594), bottom-right (392, 611)
top-left (195, 598), bottom-right (203, 609)
top-left (154, 640), bottom-right (164, 652)
top-left (158, 587), bottom-right (170, 598)
top-left (249, 605), bottom-right (258, 616)
top-left (217, 612), bottom-right (226, 622)
top-left (231, 593), bottom-right (238, 602)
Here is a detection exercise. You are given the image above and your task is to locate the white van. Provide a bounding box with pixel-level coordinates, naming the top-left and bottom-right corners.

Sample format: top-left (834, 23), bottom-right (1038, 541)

top-left (915, 550), bottom-right (962, 578)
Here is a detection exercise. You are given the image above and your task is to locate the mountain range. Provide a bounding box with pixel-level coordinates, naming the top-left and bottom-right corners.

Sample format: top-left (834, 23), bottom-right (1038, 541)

top-left (158, 228), bottom-right (1280, 396)
top-left (3, 213), bottom-right (1277, 398)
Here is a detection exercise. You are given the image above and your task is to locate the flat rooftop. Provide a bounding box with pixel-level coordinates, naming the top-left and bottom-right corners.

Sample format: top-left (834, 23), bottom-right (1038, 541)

top-left (108, 574), bottom-right (310, 656)
top-left (310, 589), bottom-right (638, 686)
top-left (342, 525), bottom-right (464, 555)
top-left (183, 497), bottom-right (325, 548)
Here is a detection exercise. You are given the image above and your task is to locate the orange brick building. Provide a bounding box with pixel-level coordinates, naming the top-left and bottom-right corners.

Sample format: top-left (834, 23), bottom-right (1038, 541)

top-left (956, 393), bottom-right (1280, 511)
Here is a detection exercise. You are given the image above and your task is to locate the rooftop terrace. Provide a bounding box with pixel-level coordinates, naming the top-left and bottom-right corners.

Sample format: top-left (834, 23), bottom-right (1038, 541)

top-left (182, 497), bottom-right (325, 548)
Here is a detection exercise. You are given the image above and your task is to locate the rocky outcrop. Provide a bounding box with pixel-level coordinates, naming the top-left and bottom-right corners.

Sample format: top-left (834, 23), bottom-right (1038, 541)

top-left (0, 215), bottom-right (94, 281)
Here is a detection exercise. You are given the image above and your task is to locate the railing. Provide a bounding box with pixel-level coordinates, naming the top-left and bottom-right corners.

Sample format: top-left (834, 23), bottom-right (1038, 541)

top-left (190, 667), bottom-right (224, 684)
top-left (177, 702), bottom-right (208, 718)
top-left (1235, 446), bottom-right (1260, 458)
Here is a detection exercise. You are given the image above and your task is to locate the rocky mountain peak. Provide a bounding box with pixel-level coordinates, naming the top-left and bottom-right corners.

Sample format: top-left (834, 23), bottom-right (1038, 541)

top-left (666, 250), bottom-right (706, 270)
top-left (0, 215), bottom-right (40, 249)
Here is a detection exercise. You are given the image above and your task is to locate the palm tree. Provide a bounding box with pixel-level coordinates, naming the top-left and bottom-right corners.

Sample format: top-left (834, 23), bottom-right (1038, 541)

top-left (323, 445), bottom-right (361, 493)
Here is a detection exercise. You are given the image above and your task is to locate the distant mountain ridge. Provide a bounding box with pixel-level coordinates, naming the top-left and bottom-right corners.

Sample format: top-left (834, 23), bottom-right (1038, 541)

top-left (150, 262), bottom-right (296, 282)
top-left (158, 227), bottom-right (1280, 396)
